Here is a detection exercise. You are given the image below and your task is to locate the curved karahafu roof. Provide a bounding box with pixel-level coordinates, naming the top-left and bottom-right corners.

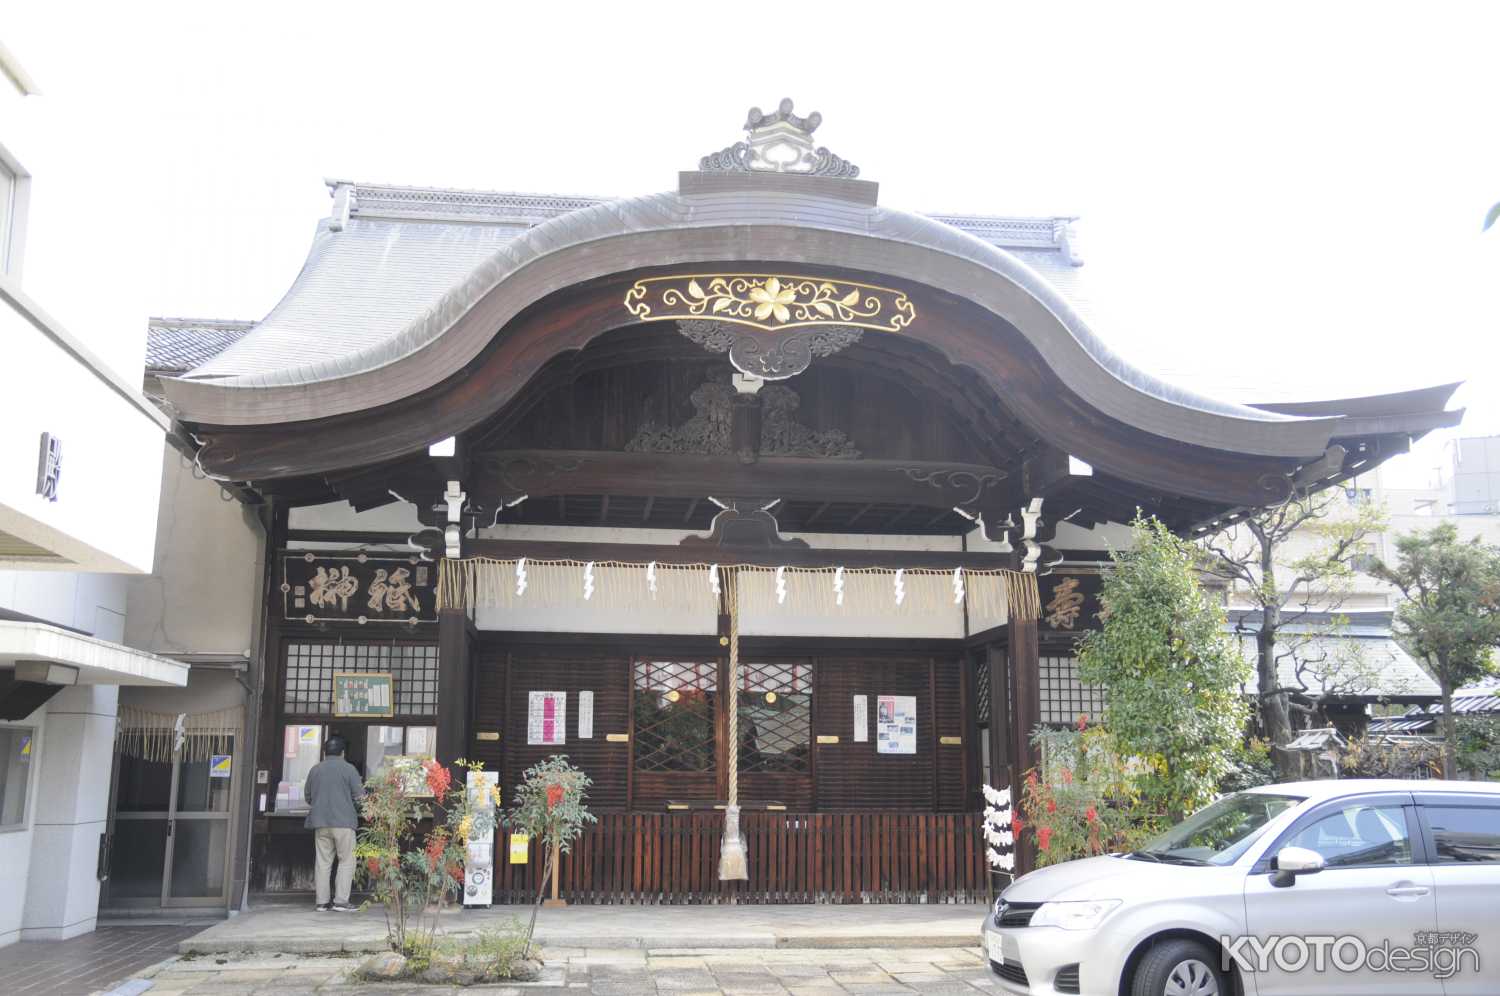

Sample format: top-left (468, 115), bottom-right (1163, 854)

top-left (160, 101), bottom-right (1461, 517)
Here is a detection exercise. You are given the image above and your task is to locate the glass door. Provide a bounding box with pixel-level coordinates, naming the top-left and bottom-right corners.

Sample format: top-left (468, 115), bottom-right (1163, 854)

top-left (104, 736), bottom-right (238, 908)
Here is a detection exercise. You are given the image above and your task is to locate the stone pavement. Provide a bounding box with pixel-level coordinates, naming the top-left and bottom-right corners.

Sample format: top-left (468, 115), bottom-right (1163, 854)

top-left (0, 924), bottom-right (204, 995)
top-left (121, 945), bottom-right (1000, 994)
top-left (180, 904), bottom-right (990, 955)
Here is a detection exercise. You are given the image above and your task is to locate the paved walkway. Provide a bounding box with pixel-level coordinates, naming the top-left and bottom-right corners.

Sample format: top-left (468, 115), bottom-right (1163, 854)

top-left (126, 945), bottom-right (999, 994)
top-left (0, 924), bottom-right (204, 995)
top-left (181, 904), bottom-right (989, 955)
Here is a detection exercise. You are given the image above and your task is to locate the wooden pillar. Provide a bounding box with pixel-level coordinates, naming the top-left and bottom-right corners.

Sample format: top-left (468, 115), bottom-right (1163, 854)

top-left (1008, 614), bottom-right (1041, 874)
top-left (435, 606), bottom-right (472, 769)
top-left (986, 641), bottom-right (1011, 786)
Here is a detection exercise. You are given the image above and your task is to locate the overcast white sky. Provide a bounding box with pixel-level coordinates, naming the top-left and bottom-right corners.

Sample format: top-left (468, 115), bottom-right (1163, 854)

top-left (7, 2), bottom-right (1499, 488)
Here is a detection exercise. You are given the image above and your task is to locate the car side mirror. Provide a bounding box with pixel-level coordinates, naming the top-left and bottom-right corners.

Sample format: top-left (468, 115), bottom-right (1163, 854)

top-left (1270, 845), bottom-right (1325, 888)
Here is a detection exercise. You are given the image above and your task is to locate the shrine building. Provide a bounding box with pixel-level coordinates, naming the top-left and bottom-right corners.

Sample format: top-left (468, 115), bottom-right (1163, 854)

top-left (134, 100), bottom-right (1460, 906)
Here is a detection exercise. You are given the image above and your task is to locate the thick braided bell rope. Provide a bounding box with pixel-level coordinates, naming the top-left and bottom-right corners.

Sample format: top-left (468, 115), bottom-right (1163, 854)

top-left (718, 566), bottom-right (749, 879)
top-left (726, 566), bottom-right (739, 809)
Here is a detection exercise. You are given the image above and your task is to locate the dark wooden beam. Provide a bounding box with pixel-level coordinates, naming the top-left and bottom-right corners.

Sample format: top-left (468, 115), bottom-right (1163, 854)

top-left (641, 496), bottom-right (655, 522)
top-left (683, 497), bottom-right (700, 523)
top-left (473, 450), bottom-right (1015, 521)
top-left (465, 537), bottom-right (1020, 570)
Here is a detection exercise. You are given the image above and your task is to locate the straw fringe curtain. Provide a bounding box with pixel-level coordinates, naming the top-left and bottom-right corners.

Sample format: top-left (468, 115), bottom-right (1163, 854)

top-left (438, 558), bottom-right (1039, 623)
top-left (115, 705), bottom-right (241, 763)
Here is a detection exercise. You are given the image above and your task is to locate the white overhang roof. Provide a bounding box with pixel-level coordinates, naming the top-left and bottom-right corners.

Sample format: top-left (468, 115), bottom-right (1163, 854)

top-left (0, 621), bottom-right (189, 687)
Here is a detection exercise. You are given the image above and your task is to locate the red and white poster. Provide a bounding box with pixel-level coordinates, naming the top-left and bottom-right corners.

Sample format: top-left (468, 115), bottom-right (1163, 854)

top-left (527, 690), bottom-right (567, 746)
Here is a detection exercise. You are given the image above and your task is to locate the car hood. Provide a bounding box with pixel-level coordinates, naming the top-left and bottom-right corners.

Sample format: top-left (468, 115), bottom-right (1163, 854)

top-left (1001, 854), bottom-right (1232, 904)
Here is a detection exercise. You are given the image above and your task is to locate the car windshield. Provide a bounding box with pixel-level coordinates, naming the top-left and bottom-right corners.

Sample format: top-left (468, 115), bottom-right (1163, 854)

top-left (1132, 792), bottom-right (1303, 866)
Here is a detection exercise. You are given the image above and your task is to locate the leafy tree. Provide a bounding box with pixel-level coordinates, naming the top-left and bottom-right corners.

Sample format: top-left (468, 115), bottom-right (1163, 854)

top-left (1369, 522), bottom-right (1500, 778)
top-left (1079, 517), bottom-right (1250, 819)
top-left (506, 755), bottom-right (596, 951)
top-left (1201, 491), bottom-right (1386, 779)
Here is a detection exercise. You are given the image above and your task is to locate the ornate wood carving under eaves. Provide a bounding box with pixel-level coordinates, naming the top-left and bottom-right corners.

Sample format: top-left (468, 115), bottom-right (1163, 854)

top-left (677, 319), bottom-right (862, 380)
top-left (627, 381), bottom-right (859, 459)
top-left (699, 98), bottom-right (860, 178)
top-left (625, 274), bottom-right (914, 335)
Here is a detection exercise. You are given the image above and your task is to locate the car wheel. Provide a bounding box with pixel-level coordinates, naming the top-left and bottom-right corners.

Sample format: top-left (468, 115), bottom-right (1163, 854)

top-left (1130, 938), bottom-right (1227, 996)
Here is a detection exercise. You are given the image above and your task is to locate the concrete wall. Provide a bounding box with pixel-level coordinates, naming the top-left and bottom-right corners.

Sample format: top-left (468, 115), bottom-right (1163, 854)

top-left (124, 446), bottom-right (263, 660)
top-left (0, 568), bottom-right (127, 639)
top-left (0, 280), bottom-right (163, 576)
top-left (0, 708), bottom-right (44, 946)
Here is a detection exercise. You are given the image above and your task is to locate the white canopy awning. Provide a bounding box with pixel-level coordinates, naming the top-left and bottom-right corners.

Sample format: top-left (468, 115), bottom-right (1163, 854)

top-left (0, 621), bottom-right (188, 687)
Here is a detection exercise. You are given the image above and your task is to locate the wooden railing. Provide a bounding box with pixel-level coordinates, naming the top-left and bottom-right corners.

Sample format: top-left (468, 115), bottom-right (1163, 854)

top-left (492, 811), bottom-right (988, 904)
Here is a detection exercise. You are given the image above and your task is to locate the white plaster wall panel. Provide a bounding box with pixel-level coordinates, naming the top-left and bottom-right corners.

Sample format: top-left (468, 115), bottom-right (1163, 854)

top-left (124, 449), bottom-right (263, 658)
top-left (119, 670), bottom-right (246, 716)
top-left (289, 499), bottom-right (424, 533)
top-left (475, 603), bottom-right (716, 636)
top-left (0, 303), bottom-right (162, 573)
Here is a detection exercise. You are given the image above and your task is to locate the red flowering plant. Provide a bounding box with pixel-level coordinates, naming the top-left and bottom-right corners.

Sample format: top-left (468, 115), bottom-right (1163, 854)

top-left (354, 756), bottom-right (496, 955)
top-left (1017, 718), bottom-right (1157, 867)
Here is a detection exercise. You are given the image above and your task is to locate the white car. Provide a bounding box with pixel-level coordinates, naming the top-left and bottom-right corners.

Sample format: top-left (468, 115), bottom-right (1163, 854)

top-left (982, 779), bottom-right (1499, 996)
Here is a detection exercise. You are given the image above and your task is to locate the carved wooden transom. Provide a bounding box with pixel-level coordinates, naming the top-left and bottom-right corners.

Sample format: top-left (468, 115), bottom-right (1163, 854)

top-left (626, 380), bottom-right (859, 458)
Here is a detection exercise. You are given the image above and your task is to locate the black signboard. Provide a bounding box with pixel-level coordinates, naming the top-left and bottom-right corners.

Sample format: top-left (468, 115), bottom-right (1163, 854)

top-left (1037, 569), bottom-right (1105, 635)
top-left (281, 552), bottom-right (437, 625)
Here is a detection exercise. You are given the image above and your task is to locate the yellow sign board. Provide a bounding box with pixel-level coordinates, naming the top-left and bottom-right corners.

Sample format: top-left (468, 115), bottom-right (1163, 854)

top-left (508, 833), bottom-right (529, 864)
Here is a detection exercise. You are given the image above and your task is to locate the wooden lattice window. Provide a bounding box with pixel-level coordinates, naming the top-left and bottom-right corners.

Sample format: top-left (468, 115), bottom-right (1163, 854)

top-left (633, 660), bottom-right (717, 772)
top-left (738, 661), bottom-right (812, 774)
top-left (1039, 655), bottom-right (1107, 727)
top-left (283, 641), bottom-right (438, 716)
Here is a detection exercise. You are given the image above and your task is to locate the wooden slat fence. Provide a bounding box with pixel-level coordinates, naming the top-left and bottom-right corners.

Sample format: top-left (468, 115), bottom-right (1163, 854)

top-left (493, 811), bottom-right (987, 904)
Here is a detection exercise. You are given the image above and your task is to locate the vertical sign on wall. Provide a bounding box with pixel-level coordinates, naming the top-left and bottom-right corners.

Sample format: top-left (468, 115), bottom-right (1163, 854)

top-left (852, 694), bottom-right (868, 743)
top-left (527, 691), bottom-right (567, 746)
top-left (578, 690), bottom-right (594, 739)
top-left (464, 770), bottom-right (499, 906)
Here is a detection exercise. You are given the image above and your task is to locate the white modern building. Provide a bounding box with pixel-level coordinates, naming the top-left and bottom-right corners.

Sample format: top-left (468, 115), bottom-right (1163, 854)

top-left (0, 41), bottom-right (185, 946)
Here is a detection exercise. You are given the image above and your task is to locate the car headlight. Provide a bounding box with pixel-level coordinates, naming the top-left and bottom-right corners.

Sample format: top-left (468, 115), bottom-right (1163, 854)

top-left (1029, 899), bottom-right (1121, 930)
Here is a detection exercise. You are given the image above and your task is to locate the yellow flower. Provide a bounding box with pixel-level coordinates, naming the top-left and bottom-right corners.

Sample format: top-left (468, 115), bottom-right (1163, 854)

top-left (748, 277), bottom-right (796, 323)
top-left (458, 814), bottom-right (473, 842)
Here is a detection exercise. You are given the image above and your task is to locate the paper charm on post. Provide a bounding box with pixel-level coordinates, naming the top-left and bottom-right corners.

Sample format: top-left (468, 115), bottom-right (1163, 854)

top-left (981, 782), bottom-right (1016, 874)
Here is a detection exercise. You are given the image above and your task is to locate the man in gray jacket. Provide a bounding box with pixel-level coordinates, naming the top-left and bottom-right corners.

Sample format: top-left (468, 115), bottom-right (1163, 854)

top-left (304, 734), bottom-right (365, 912)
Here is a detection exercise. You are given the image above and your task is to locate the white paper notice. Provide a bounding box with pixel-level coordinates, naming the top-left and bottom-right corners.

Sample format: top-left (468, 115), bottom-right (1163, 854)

top-left (527, 690), bottom-right (567, 746)
top-left (876, 694), bottom-right (918, 755)
top-left (853, 694), bottom-right (868, 742)
top-left (578, 690), bottom-right (595, 739)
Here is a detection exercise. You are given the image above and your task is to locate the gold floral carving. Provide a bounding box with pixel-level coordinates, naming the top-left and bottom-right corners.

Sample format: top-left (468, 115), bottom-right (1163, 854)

top-left (624, 274), bottom-right (915, 333)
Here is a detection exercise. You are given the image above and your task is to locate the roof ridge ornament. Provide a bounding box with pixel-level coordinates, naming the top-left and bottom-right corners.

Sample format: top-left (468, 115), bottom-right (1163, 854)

top-left (699, 98), bottom-right (860, 178)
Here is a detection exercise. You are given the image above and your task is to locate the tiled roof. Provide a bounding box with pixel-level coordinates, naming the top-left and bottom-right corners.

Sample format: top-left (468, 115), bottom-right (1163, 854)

top-left (146, 318), bottom-right (255, 374)
top-left (1228, 611), bottom-right (1441, 700)
top-left (174, 180), bottom-right (1092, 385)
